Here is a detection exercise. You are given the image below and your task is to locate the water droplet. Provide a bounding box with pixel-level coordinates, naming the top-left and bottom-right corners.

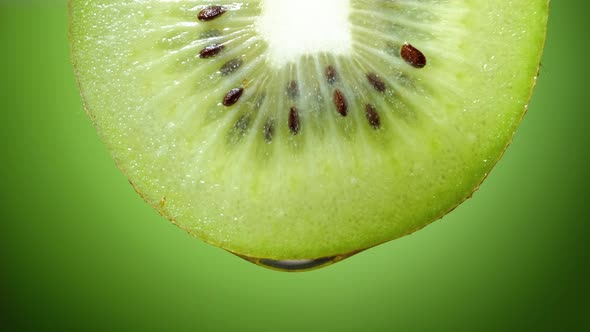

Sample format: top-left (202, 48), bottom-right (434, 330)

top-left (231, 251), bottom-right (362, 272)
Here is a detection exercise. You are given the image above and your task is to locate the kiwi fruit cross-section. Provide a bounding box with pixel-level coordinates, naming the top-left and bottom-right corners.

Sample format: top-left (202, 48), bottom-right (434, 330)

top-left (69, 0), bottom-right (549, 271)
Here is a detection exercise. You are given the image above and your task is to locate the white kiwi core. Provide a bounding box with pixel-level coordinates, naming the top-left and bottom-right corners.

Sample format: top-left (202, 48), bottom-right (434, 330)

top-left (256, 0), bottom-right (352, 68)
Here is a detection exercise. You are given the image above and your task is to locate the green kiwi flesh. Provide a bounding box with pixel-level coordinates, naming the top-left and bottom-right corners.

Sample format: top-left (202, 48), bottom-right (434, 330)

top-left (69, 0), bottom-right (549, 271)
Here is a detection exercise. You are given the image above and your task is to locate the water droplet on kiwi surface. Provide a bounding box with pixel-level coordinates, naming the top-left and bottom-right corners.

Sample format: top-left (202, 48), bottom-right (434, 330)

top-left (69, 0), bottom-right (549, 270)
top-left (233, 251), bottom-right (361, 272)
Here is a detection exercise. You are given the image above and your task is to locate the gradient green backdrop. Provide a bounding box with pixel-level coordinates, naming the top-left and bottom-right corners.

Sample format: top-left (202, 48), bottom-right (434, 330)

top-left (1, 1), bottom-right (588, 331)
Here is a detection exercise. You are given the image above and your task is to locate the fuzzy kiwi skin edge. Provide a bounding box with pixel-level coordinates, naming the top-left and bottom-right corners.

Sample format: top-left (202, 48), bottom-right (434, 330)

top-left (68, 1), bottom-right (550, 271)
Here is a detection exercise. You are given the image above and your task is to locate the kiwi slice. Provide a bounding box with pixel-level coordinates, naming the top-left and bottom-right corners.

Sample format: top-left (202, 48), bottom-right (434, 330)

top-left (69, 0), bottom-right (549, 271)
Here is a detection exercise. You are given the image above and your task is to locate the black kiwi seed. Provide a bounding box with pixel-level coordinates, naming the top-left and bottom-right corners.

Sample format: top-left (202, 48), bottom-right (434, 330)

top-left (198, 6), bottom-right (226, 21)
top-left (365, 104), bottom-right (381, 129)
top-left (199, 43), bottom-right (225, 58)
top-left (220, 58), bottom-right (243, 76)
top-left (401, 43), bottom-right (427, 68)
top-left (326, 65), bottom-right (337, 84)
top-left (288, 107), bottom-right (301, 135)
top-left (333, 89), bottom-right (348, 116)
top-left (223, 88), bottom-right (244, 106)
top-left (366, 73), bottom-right (387, 92)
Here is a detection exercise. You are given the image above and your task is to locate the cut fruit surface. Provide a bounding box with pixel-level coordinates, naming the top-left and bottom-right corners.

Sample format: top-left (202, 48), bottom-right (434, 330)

top-left (69, 0), bottom-right (549, 267)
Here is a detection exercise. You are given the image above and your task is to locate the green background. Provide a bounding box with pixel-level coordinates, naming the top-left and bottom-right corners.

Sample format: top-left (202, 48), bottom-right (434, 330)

top-left (1, 0), bottom-right (588, 331)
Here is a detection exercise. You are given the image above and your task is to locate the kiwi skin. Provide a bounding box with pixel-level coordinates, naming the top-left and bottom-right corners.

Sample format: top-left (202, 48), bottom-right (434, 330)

top-left (69, 0), bottom-right (549, 270)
